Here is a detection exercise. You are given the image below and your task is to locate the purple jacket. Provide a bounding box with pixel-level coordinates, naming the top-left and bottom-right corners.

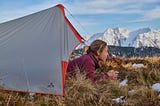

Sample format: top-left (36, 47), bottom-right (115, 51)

top-left (67, 53), bottom-right (108, 82)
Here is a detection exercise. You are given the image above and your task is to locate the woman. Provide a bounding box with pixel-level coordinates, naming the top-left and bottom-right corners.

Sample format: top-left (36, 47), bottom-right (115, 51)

top-left (67, 40), bottom-right (119, 83)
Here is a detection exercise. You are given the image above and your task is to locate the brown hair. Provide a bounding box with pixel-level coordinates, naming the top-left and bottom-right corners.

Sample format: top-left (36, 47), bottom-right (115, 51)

top-left (86, 40), bottom-right (107, 54)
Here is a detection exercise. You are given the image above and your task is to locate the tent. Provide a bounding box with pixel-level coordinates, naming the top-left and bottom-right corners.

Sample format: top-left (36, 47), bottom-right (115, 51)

top-left (0, 4), bottom-right (83, 95)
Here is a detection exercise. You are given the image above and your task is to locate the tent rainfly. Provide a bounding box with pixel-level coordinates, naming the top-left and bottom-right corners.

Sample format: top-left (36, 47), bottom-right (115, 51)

top-left (0, 4), bottom-right (83, 95)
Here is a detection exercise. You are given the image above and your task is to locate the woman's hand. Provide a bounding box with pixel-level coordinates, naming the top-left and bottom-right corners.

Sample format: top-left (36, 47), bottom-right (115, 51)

top-left (106, 70), bottom-right (119, 79)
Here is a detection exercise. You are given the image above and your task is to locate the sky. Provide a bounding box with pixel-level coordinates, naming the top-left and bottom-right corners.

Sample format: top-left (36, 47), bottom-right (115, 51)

top-left (0, 0), bottom-right (160, 38)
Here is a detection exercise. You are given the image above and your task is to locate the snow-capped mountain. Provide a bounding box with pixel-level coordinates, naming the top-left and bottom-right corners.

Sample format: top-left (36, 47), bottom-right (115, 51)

top-left (86, 28), bottom-right (160, 48)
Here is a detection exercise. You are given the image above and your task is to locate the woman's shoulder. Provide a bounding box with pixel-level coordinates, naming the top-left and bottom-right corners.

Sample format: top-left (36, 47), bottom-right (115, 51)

top-left (70, 53), bottom-right (95, 64)
top-left (80, 53), bottom-right (96, 64)
top-left (81, 53), bottom-right (92, 59)
top-left (71, 53), bottom-right (92, 62)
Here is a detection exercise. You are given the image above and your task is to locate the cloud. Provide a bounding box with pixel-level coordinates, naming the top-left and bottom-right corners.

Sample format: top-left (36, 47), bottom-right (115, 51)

top-left (126, 6), bottom-right (160, 23)
top-left (0, 0), bottom-right (160, 24)
top-left (64, 0), bottom-right (160, 23)
top-left (0, 0), bottom-right (61, 23)
top-left (64, 0), bottom-right (158, 14)
top-left (144, 6), bottom-right (160, 20)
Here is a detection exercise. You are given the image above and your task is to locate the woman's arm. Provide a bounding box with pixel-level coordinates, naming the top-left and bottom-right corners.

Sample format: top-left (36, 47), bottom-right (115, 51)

top-left (83, 59), bottom-right (109, 83)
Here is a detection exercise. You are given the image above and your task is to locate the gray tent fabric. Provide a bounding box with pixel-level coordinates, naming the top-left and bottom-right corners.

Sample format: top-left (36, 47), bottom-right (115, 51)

top-left (0, 4), bottom-right (82, 95)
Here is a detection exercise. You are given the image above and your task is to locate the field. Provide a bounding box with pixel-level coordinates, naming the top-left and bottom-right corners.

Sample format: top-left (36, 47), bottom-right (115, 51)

top-left (0, 57), bottom-right (160, 106)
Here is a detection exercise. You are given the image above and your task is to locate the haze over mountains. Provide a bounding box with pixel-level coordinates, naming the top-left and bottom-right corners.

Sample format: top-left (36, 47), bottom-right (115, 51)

top-left (85, 28), bottom-right (160, 48)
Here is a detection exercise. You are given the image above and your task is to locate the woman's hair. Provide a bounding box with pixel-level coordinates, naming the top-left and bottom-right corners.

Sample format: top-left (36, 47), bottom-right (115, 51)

top-left (86, 40), bottom-right (107, 54)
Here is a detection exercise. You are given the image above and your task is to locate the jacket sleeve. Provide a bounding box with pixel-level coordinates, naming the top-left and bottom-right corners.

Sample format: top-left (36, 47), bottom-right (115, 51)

top-left (83, 57), bottom-right (108, 83)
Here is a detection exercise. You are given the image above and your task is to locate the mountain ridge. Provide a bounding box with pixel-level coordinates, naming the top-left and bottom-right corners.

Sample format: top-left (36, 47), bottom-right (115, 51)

top-left (85, 27), bottom-right (160, 48)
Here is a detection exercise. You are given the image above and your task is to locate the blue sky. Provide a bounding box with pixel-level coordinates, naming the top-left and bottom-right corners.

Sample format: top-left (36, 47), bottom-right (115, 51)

top-left (0, 0), bottom-right (160, 38)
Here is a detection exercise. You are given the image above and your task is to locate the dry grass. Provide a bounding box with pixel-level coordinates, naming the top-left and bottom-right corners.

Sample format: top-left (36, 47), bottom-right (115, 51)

top-left (0, 57), bottom-right (160, 106)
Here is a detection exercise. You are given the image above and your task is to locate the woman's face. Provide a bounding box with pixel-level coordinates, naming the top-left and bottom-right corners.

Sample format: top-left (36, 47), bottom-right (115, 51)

top-left (97, 46), bottom-right (108, 62)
